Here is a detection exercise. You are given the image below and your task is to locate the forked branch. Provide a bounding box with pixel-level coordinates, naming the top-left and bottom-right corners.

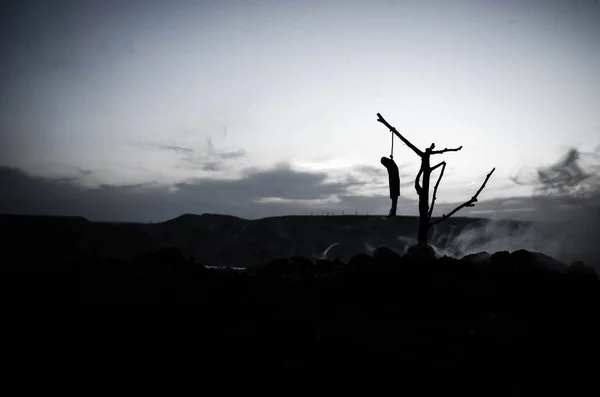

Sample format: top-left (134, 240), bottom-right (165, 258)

top-left (431, 161), bottom-right (445, 172)
top-left (377, 113), bottom-right (424, 156)
top-left (415, 167), bottom-right (424, 195)
top-left (428, 161), bottom-right (446, 219)
top-left (429, 167), bottom-right (496, 227)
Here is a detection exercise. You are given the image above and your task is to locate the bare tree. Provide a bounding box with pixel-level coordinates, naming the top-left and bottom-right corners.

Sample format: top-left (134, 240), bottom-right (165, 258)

top-left (377, 113), bottom-right (495, 246)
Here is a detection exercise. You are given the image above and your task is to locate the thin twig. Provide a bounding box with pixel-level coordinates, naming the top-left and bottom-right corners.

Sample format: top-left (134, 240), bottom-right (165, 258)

top-left (377, 113), bottom-right (423, 156)
top-left (428, 162), bottom-right (446, 219)
top-left (430, 146), bottom-right (463, 155)
top-left (429, 167), bottom-right (495, 227)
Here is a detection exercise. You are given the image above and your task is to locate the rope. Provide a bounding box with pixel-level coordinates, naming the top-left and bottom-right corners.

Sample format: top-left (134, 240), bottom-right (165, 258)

top-left (390, 131), bottom-right (394, 159)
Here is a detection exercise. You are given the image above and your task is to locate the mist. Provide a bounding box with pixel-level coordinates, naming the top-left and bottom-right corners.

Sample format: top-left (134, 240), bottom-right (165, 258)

top-left (438, 146), bottom-right (600, 268)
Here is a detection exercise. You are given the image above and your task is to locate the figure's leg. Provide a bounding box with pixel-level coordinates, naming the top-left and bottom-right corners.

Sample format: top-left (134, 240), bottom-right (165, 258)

top-left (389, 196), bottom-right (398, 216)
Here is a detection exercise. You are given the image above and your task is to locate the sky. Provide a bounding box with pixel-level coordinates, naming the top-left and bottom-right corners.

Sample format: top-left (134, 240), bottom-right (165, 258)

top-left (1, 0), bottom-right (600, 221)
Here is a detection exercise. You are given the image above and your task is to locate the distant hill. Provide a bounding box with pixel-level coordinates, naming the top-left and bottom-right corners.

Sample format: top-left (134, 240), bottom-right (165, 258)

top-left (1, 213), bottom-right (539, 269)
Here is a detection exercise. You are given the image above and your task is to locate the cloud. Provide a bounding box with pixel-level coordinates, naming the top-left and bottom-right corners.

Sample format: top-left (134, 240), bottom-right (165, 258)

top-left (0, 164), bottom-right (384, 221)
top-left (206, 136), bottom-right (214, 156)
top-left (511, 146), bottom-right (600, 210)
top-left (200, 162), bottom-right (221, 172)
top-left (144, 138), bottom-right (248, 172)
top-left (355, 165), bottom-right (386, 177)
top-left (219, 149), bottom-right (247, 160)
top-left (154, 144), bottom-right (195, 155)
top-left (4, 157), bottom-right (587, 224)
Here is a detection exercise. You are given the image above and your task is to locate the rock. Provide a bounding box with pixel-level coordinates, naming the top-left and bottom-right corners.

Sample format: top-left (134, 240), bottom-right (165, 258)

top-left (250, 258), bottom-right (291, 277)
top-left (403, 244), bottom-right (437, 262)
top-left (373, 246), bottom-right (402, 264)
top-left (460, 251), bottom-right (491, 264)
top-left (346, 253), bottom-right (374, 270)
top-left (460, 251), bottom-right (491, 273)
top-left (290, 255), bottom-right (314, 275)
top-left (489, 250), bottom-right (514, 278)
top-left (333, 258), bottom-right (344, 268)
top-left (510, 249), bottom-right (535, 263)
top-left (509, 249), bottom-right (565, 274)
top-left (531, 252), bottom-right (567, 274)
top-left (315, 259), bottom-right (335, 273)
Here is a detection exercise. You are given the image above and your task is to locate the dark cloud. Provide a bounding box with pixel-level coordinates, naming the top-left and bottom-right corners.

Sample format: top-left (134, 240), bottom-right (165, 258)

top-left (200, 162), bottom-right (221, 172)
top-left (511, 146), bottom-right (600, 209)
top-left (4, 157), bottom-right (585, 223)
top-left (0, 164), bottom-right (551, 223)
top-left (180, 166), bottom-right (346, 201)
top-left (219, 149), bottom-right (247, 160)
top-left (0, 164), bottom-right (388, 222)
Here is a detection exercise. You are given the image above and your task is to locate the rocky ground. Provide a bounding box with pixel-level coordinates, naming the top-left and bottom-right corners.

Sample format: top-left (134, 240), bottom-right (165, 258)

top-left (75, 246), bottom-right (597, 393)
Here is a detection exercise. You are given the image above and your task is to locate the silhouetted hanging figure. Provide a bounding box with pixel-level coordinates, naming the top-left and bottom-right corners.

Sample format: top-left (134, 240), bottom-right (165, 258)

top-left (381, 156), bottom-right (400, 216)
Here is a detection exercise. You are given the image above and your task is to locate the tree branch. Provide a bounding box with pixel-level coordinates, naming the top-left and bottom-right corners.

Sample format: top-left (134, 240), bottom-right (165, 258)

top-left (415, 166), bottom-right (423, 195)
top-left (377, 113), bottom-right (423, 156)
top-left (429, 167), bottom-right (495, 227)
top-left (431, 161), bottom-right (445, 172)
top-left (431, 146), bottom-right (463, 155)
top-left (428, 162), bottom-right (446, 219)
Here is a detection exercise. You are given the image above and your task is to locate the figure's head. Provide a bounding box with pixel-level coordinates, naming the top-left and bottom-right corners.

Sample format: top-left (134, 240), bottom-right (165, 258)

top-left (381, 157), bottom-right (388, 165)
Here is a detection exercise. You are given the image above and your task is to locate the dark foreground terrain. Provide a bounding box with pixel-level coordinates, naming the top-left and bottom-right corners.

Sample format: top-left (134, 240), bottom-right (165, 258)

top-left (4, 247), bottom-right (599, 393)
top-left (2, 214), bottom-right (599, 393)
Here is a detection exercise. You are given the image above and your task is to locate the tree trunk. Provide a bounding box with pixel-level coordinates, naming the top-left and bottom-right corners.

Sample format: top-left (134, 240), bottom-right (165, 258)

top-left (417, 155), bottom-right (431, 245)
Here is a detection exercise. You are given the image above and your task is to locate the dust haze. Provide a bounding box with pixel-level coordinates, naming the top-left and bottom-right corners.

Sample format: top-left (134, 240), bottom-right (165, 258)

top-left (439, 146), bottom-right (600, 268)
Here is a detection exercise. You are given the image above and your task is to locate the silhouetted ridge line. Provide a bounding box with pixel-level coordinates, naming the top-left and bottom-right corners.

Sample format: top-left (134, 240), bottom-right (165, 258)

top-left (0, 214), bottom-right (89, 223)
